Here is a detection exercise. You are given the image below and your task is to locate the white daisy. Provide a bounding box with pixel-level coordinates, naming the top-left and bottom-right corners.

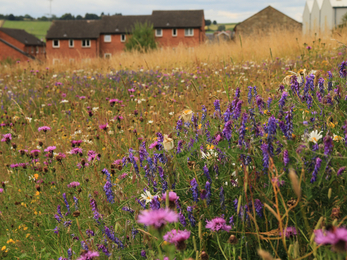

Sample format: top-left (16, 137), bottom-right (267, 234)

top-left (140, 190), bottom-right (156, 204)
top-left (308, 130), bottom-right (323, 143)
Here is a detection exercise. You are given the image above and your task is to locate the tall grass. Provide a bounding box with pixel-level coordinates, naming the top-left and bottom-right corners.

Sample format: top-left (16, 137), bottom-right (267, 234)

top-left (1, 29), bottom-right (346, 76)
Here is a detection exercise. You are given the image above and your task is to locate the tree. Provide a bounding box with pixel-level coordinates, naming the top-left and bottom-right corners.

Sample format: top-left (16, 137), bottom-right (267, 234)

top-left (76, 15), bottom-right (83, 20)
top-left (125, 22), bottom-right (157, 52)
top-left (60, 13), bottom-right (75, 20)
top-left (213, 20), bottom-right (217, 25)
top-left (217, 25), bottom-right (226, 31)
top-left (85, 13), bottom-right (99, 20)
top-left (8, 14), bottom-right (15, 20)
top-left (205, 19), bottom-right (211, 26)
top-left (38, 16), bottom-right (49, 21)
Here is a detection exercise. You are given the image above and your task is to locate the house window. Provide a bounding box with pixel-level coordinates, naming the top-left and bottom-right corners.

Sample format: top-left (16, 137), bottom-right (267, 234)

top-left (43, 47), bottom-right (46, 53)
top-left (53, 40), bottom-right (60, 48)
top-left (26, 47), bottom-right (29, 53)
top-left (185, 28), bottom-right (194, 36)
top-left (155, 29), bottom-right (163, 37)
top-left (53, 58), bottom-right (60, 64)
top-left (104, 35), bottom-right (111, 42)
top-left (121, 34), bottom-right (126, 42)
top-left (172, 28), bottom-right (177, 37)
top-left (69, 39), bottom-right (74, 48)
top-left (104, 53), bottom-right (112, 59)
top-left (82, 39), bottom-right (91, 47)
top-left (36, 46), bottom-right (39, 53)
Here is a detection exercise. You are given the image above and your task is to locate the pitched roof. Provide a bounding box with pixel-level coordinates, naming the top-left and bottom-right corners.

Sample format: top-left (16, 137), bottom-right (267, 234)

top-left (234, 5), bottom-right (301, 31)
top-left (46, 10), bottom-right (204, 38)
top-left (0, 38), bottom-right (35, 59)
top-left (101, 15), bottom-right (152, 34)
top-left (151, 10), bottom-right (204, 28)
top-left (0, 28), bottom-right (44, 46)
top-left (306, 0), bottom-right (314, 12)
top-left (46, 20), bottom-right (101, 39)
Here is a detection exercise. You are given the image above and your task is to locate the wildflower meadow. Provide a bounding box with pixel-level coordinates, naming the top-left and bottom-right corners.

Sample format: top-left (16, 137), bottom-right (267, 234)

top-left (1, 37), bottom-right (347, 260)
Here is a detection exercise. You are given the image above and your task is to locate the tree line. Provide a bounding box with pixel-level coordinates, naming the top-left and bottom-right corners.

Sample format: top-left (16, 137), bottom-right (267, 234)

top-left (0, 13), bottom-right (122, 21)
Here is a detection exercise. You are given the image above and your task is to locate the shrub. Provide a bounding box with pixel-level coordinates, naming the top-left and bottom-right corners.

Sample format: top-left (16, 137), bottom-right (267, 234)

top-left (125, 22), bottom-right (157, 52)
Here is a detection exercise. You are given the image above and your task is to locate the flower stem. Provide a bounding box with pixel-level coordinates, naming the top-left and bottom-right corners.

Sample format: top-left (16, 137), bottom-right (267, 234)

top-left (216, 233), bottom-right (228, 260)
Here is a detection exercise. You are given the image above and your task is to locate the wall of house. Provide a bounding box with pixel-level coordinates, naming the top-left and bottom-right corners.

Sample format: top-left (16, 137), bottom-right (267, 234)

top-left (311, 0), bottom-right (321, 32)
top-left (235, 7), bottom-right (302, 37)
top-left (320, 0), bottom-right (333, 32)
top-left (99, 34), bottom-right (128, 56)
top-left (155, 28), bottom-right (202, 47)
top-left (0, 41), bottom-right (29, 61)
top-left (303, 3), bottom-right (312, 34)
top-left (46, 39), bottom-right (99, 61)
top-left (0, 31), bottom-right (25, 52)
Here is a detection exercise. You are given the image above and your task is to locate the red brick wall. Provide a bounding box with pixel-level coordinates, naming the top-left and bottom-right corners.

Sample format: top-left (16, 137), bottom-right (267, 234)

top-left (0, 31), bottom-right (25, 52)
top-left (46, 39), bottom-right (99, 60)
top-left (0, 41), bottom-right (29, 61)
top-left (155, 28), bottom-right (202, 47)
top-left (99, 34), bottom-right (128, 55)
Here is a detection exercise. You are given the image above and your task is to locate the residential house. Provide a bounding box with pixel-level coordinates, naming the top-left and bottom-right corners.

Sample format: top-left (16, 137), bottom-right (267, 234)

top-left (233, 6), bottom-right (302, 38)
top-left (46, 10), bottom-right (205, 61)
top-left (303, 0), bottom-right (347, 34)
top-left (0, 28), bottom-right (45, 61)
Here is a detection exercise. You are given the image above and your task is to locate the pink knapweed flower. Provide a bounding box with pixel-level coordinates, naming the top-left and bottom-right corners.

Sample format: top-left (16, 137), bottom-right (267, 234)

top-left (163, 229), bottom-right (191, 250)
top-left (137, 208), bottom-right (178, 229)
top-left (76, 250), bottom-right (99, 260)
top-left (315, 227), bottom-right (347, 252)
top-left (1, 133), bottom-right (12, 143)
top-left (149, 141), bottom-right (158, 149)
top-left (99, 124), bottom-right (108, 130)
top-left (38, 126), bottom-right (51, 132)
top-left (280, 226), bottom-right (297, 238)
top-left (67, 182), bottom-right (80, 188)
top-left (70, 148), bottom-right (83, 155)
top-left (44, 146), bottom-right (56, 152)
top-left (206, 217), bottom-right (232, 232)
top-left (0, 188), bottom-right (4, 193)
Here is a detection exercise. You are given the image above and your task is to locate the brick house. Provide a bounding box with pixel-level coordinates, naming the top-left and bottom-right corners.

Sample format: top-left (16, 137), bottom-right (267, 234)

top-left (0, 28), bottom-right (46, 61)
top-left (233, 6), bottom-right (302, 38)
top-left (46, 20), bottom-right (101, 62)
top-left (46, 10), bottom-right (205, 60)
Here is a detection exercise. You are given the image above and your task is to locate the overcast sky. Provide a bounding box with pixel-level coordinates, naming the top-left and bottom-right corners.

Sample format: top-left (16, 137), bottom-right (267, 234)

top-left (1, 0), bottom-right (307, 23)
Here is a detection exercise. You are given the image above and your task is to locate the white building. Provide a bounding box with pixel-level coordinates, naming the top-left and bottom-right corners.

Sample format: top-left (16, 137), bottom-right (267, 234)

top-left (303, 0), bottom-right (347, 34)
top-left (303, 0), bottom-right (314, 33)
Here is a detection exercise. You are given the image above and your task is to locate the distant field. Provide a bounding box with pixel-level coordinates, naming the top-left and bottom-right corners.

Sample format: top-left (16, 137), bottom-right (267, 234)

top-left (207, 23), bottom-right (237, 31)
top-left (2, 21), bottom-right (51, 41)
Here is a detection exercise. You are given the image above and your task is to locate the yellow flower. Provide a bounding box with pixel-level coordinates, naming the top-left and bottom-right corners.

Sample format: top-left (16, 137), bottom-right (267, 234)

top-left (6, 239), bottom-right (15, 244)
top-left (1, 246), bottom-right (6, 251)
top-left (23, 227), bottom-right (28, 231)
top-left (34, 174), bottom-right (39, 180)
top-left (198, 124), bottom-right (202, 130)
top-left (207, 144), bottom-right (214, 150)
top-left (35, 191), bottom-right (40, 196)
top-left (26, 234), bottom-right (30, 238)
top-left (329, 122), bottom-right (336, 128)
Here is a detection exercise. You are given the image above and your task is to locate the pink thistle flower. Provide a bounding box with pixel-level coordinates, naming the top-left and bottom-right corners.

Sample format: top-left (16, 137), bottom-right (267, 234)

top-left (163, 229), bottom-right (191, 250)
top-left (0, 188), bottom-right (4, 193)
top-left (315, 227), bottom-right (347, 252)
top-left (38, 126), bottom-right (51, 132)
top-left (1, 133), bottom-right (12, 143)
top-left (280, 226), bottom-right (297, 238)
top-left (149, 141), bottom-right (158, 149)
top-left (70, 148), bottom-right (83, 155)
top-left (99, 124), bottom-right (108, 130)
top-left (118, 173), bottom-right (128, 179)
top-left (137, 208), bottom-right (178, 229)
top-left (205, 217), bottom-right (232, 232)
top-left (67, 181), bottom-right (80, 188)
top-left (76, 250), bottom-right (99, 260)
top-left (44, 146), bottom-right (56, 152)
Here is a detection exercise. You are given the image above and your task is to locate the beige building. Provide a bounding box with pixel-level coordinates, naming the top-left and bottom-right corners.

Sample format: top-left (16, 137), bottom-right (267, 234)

top-left (233, 6), bottom-right (302, 38)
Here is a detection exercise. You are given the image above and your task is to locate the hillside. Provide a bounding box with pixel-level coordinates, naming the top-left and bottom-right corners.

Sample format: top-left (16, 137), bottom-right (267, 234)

top-left (2, 20), bottom-right (51, 41)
